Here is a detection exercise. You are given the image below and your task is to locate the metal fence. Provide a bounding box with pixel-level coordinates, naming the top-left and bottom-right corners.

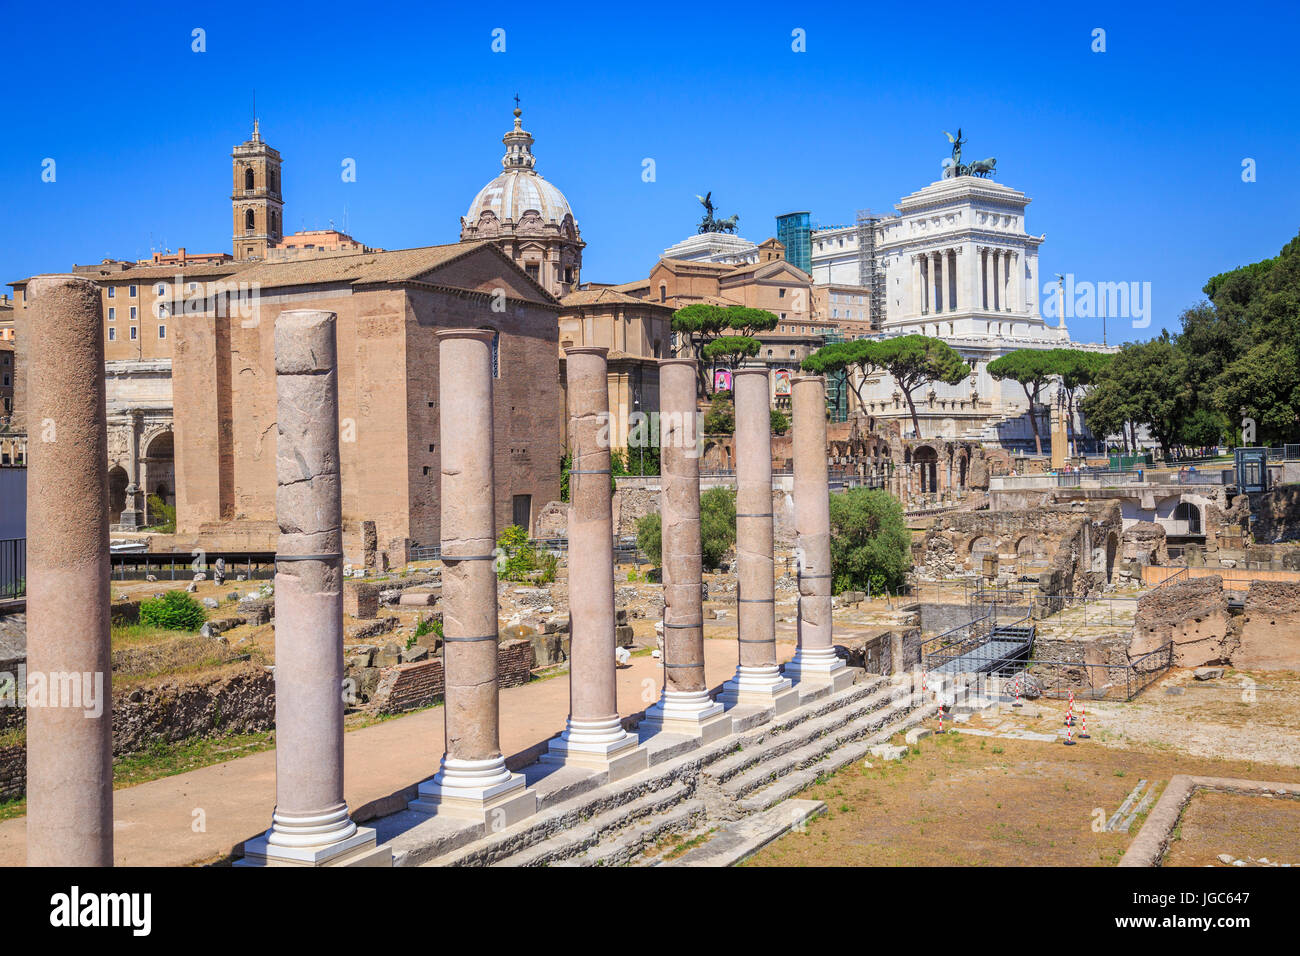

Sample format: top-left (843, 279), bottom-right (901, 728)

top-left (0, 537), bottom-right (23, 599)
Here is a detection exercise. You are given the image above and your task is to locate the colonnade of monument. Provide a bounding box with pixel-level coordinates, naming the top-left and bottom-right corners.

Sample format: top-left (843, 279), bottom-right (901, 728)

top-left (23, 279), bottom-right (846, 867)
top-left (912, 246), bottom-right (1021, 316)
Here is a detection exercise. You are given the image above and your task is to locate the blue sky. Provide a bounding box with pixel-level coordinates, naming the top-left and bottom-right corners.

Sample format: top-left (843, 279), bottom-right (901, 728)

top-left (3, 0), bottom-right (1297, 346)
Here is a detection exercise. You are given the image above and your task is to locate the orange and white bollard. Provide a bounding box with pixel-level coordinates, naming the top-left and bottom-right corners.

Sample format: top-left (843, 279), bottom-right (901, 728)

top-left (1064, 690), bottom-right (1075, 727)
top-left (1064, 719), bottom-right (1075, 745)
top-left (1079, 698), bottom-right (1090, 740)
top-left (1012, 676), bottom-right (1023, 708)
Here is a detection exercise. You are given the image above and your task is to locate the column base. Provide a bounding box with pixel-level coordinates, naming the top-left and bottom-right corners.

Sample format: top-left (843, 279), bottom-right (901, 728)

top-left (237, 818), bottom-right (387, 868)
top-left (540, 716), bottom-right (648, 782)
top-left (116, 510), bottom-right (143, 530)
top-left (718, 667), bottom-right (799, 716)
top-left (408, 756), bottom-right (538, 829)
top-left (783, 646), bottom-right (854, 691)
top-left (640, 689), bottom-right (731, 744)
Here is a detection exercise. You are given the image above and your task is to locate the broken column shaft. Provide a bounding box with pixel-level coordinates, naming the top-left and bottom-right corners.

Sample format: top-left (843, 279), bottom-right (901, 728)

top-left (719, 367), bottom-right (796, 714)
top-left (410, 329), bottom-right (535, 826)
top-left (640, 359), bottom-right (728, 742)
top-left (25, 275), bottom-right (113, 867)
top-left (783, 374), bottom-right (850, 690)
top-left (542, 347), bottom-right (646, 779)
top-left (242, 308), bottom-right (380, 866)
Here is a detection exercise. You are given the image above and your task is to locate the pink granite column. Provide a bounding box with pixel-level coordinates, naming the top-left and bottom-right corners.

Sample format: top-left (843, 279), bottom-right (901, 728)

top-left (543, 348), bottom-right (646, 779)
top-left (641, 359), bottom-right (728, 742)
top-left (25, 276), bottom-right (112, 867)
top-left (719, 368), bottom-right (796, 713)
top-left (783, 374), bottom-right (850, 690)
top-left (411, 329), bottom-right (535, 825)
top-left (242, 309), bottom-right (380, 866)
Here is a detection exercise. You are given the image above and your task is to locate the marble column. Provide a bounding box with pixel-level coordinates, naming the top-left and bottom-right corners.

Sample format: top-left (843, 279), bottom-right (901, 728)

top-left (719, 368), bottom-right (797, 714)
top-left (411, 329), bottom-right (536, 826)
top-left (783, 374), bottom-right (851, 690)
top-left (241, 309), bottom-right (383, 866)
top-left (1003, 252), bottom-right (1013, 312)
top-left (912, 255), bottom-right (923, 316)
top-left (932, 251), bottom-right (944, 314)
top-left (641, 358), bottom-right (729, 742)
top-left (25, 275), bottom-right (113, 867)
top-left (992, 251), bottom-right (1002, 312)
top-left (542, 347), bottom-right (647, 779)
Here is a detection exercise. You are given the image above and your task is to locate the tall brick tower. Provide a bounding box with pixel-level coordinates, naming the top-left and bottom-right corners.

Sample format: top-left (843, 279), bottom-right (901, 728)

top-left (231, 120), bottom-right (283, 260)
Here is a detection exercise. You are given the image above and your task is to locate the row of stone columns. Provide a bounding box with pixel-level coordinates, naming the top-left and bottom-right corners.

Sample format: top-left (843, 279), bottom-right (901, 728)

top-left (22, 289), bottom-right (847, 864)
top-left (980, 247), bottom-right (1019, 313)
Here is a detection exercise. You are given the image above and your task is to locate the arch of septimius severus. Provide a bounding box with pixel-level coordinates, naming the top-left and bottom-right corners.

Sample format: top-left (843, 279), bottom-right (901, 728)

top-left (24, 274), bottom-right (861, 867)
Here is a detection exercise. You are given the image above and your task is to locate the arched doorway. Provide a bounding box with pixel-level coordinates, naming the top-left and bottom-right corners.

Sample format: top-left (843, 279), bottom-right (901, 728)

top-left (1174, 501), bottom-right (1202, 535)
top-left (108, 466), bottom-right (128, 524)
top-left (142, 430), bottom-right (175, 517)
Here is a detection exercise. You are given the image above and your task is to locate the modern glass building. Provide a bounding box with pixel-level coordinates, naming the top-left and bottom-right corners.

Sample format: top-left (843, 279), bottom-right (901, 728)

top-left (775, 211), bottom-right (812, 275)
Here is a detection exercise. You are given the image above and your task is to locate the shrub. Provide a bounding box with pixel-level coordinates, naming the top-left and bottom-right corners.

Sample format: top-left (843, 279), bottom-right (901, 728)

top-left (495, 525), bottom-right (556, 583)
top-left (700, 486), bottom-right (736, 570)
top-left (139, 589), bottom-right (207, 632)
top-left (827, 488), bottom-right (911, 594)
top-left (770, 409), bottom-right (791, 435)
top-left (703, 390), bottom-right (734, 434)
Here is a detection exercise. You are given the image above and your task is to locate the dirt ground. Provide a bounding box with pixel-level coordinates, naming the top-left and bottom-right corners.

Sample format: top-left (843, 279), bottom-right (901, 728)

top-left (1162, 791), bottom-right (1300, 867)
top-left (748, 671), bottom-right (1300, 867)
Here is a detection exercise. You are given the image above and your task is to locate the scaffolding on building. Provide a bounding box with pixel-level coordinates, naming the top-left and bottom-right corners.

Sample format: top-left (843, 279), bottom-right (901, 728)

top-left (856, 209), bottom-right (885, 330)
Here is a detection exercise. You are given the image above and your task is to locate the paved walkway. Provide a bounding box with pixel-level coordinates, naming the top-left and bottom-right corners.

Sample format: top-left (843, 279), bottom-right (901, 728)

top-left (0, 636), bottom-right (798, 867)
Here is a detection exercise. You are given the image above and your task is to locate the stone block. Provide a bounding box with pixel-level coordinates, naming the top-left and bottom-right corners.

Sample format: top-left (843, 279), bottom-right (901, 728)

top-left (904, 727), bottom-right (932, 745)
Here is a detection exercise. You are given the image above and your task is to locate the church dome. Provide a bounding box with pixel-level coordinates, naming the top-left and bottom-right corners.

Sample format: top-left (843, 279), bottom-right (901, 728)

top-left (464, 106), bottom-right (576, 228)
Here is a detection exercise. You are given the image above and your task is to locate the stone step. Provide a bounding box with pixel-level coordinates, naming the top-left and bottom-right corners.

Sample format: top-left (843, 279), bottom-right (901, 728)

top-left (491, 780), bottom-right (692, 867)
top-left (706, 681), bottom-right (901, 785)
top-left (557, 799), bottom-right (707, 868)
top-left (721, 689), bottom-right (919, 801)
top-left (659, 799), bottom-right (827, 867)
top-left (735, 699), bottom-right (936, 813)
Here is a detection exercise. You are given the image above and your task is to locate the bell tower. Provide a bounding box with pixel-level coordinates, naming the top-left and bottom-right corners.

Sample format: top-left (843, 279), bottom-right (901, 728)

top-left (231, 120), bottom-right (283, 260)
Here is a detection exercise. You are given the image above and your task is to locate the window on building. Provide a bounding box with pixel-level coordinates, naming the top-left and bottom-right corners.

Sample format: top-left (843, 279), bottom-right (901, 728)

top-left (107, 327), bottom-right (116, 341)
top-left (129, 326), bottom-right (137, 340)
top-left (245, 167), bottom-right (255, 190)
top-left (564, 267), bottom-right (573, 284)
top-left (158, 325), bottom-right (167, 339)
top-left (130, 307), bottom-right (137, 320)
top-left (778, 288), bottom-right (786, 298)
top-left (156, 284), bottom-right (165, 295)
top-left (108, 307), bottom-right (115, 320)
top-left (525, 263), bottom-right (539, 281)
top-left (245, 209), bottom-right (255, 232)
top-left (129, 285), bottom-right (137, 297)
top-left (107, 286), bottom-right (115, 298)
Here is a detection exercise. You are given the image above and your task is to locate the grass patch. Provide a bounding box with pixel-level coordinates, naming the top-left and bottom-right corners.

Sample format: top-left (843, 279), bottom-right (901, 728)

top-left (112, 731), bottom-right (276, 790)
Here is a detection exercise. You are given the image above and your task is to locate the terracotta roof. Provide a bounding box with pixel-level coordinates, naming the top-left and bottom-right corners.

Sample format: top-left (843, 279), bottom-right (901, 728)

top-left (10, 261), bottom-right (241, 286)
top-left (221, 242), bottom-right (489, 290)
top-left (721, 258), bottom-right (811, 282)
top-left (559, 287), bottom-right (672, 310)
top-left (655, 257), bottom-right (735, 274)
top-left (607, 279), bottom-right (650, 294)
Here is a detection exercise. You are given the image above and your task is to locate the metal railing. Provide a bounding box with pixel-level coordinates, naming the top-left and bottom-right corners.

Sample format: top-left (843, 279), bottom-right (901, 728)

top-left (951, 640), bottom-right (1174, 703)
top-left (0, 537), bottom-right (24, 599)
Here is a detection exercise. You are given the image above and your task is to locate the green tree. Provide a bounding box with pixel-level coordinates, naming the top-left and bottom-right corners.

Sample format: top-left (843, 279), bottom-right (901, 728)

top-left (1083, 336), bottom-right (1190, 459)
top-left (770, 408), bottom-right (791, 435)
top-left (702, 335), bottom-right (761, 372)
top-left (986, 349), bottom-right (1058, 455)
top-left (801, 339), bottom-right (881, 411)
top-left (855, 335), bottom-right (970, 441)
top-left (1050, 348), bottom-right (1112, 455)
top-left (671, 305), bottom-right (779, 396)
top-left (1215, 341), bottom-right (1300, 446)
top-left (827, 488), bottom-right (911, 594)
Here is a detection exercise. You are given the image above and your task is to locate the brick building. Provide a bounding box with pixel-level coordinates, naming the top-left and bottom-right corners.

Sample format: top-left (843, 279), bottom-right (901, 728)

top-left (171, 241), bottom-right (563, 563)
